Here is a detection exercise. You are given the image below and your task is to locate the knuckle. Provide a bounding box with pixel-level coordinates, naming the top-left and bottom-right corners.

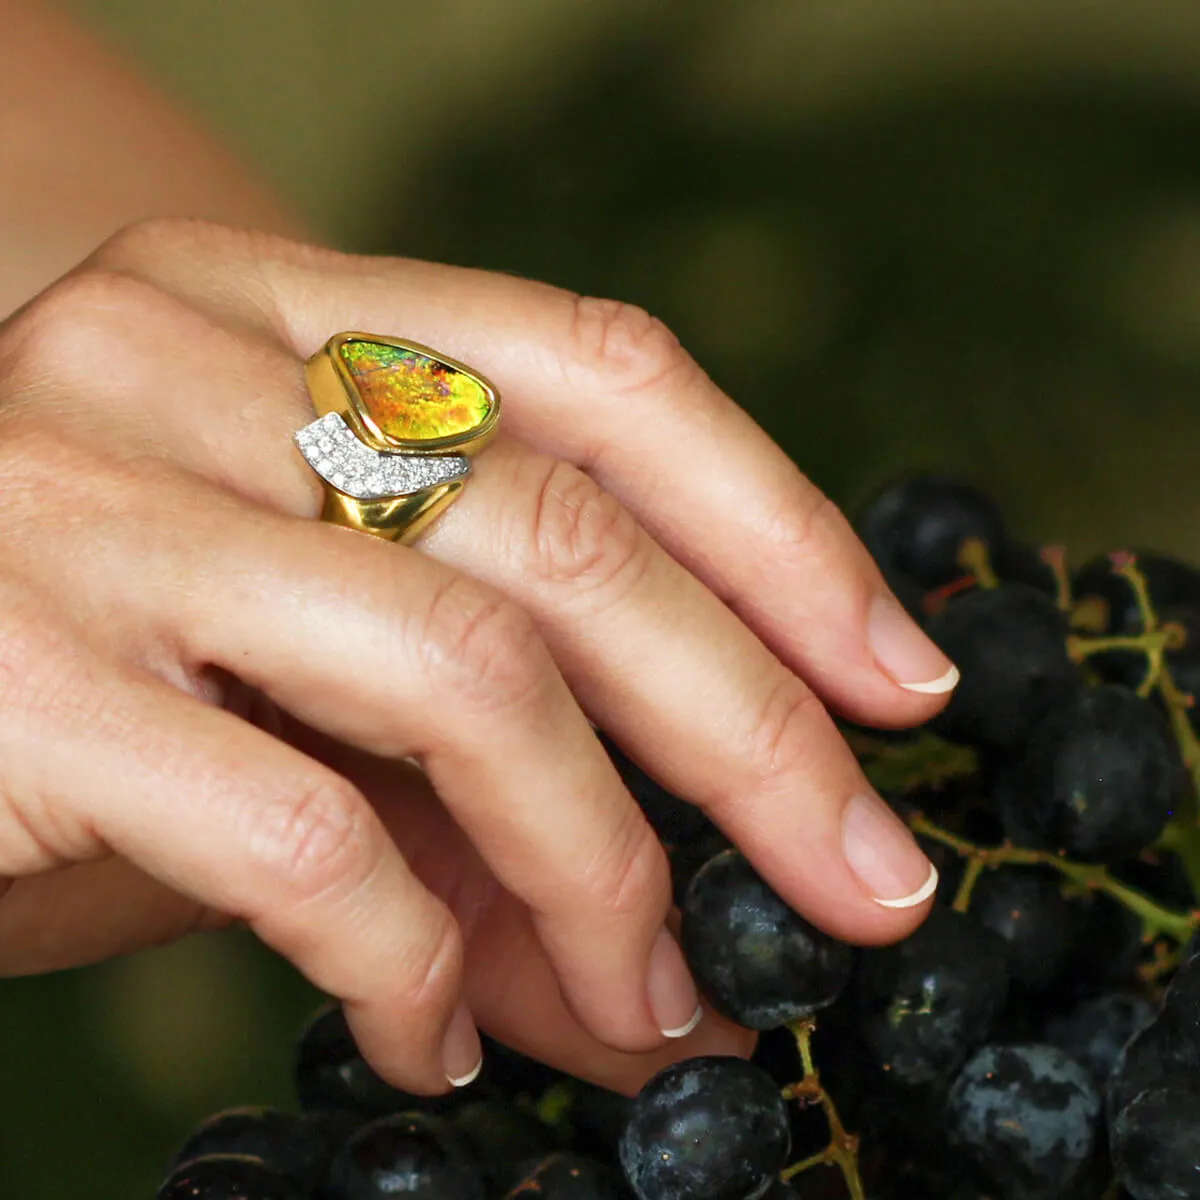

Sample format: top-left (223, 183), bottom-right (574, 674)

top-left (90, 215), bottom-right (225, 271)
top-left (0, 415), bottom-right (169, 533)
top-left (0, 597), bottom-right (81, 723)
top-left (249, 777), bottom-right (377, 904)
top-left (0, 269), bottom-right (164, 401)
top-left (581, 812), bottom-right (671, 924)
top-left (417, 577), bottom-right (547, 713)
top-left (766, 487), bottom-right (843, 565)
top-left (0, 798), bottom-right (69, 877)
top-left (566, 295), bottom-right (695, 396)
top-left (390, 909), bottom-right (464, 1018)
top-left (0, 613), bottom-right (103, 874)
top-left (528, 459), bottom-right (647, 596)
top-left (742, 676), bottom-right (828, 785)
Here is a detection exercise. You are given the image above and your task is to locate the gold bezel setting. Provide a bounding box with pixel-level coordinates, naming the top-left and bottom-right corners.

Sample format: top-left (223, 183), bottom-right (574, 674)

top-left (306, 333), bottom-right (501, 456)
top-left (297, 332), bottom-right (500, 544)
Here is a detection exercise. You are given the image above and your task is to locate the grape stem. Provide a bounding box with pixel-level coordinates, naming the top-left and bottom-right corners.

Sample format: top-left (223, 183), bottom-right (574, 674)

top-left (910, 814), bottom-right (1200, 943)
top-left (957, 537), bottom-right (999, 588)
top-left (779, 1018), bottom-right (866, 1200)
top-left (1138, 938), bottom-right (1185, 985)
top-left (851, 730), bottom-right (977, 796)
top-left (950, 855), bottom-right (986, 913)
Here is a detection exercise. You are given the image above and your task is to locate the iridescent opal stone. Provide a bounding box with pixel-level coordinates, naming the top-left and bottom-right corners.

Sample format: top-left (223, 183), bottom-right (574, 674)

top-left (339, 340), bottom-right (492, 444)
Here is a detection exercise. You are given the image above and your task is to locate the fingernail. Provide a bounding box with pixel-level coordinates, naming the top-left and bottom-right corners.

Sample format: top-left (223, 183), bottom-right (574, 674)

top-left (647, 927), bottom-right (703, 1039)
top-left (842, 793), bottom-right (938, 908)
top-left (868, 592), bottom-right (959, 694)
top-left (442, 1003), bottom-right (483, 1088)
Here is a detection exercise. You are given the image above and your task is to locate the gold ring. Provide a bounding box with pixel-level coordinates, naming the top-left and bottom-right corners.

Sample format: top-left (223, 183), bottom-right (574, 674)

top-left (294, 333), bottom-right (500, 543)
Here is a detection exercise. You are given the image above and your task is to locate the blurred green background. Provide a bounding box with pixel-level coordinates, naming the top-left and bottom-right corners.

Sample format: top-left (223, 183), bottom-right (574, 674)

top-left (10, 0), bottom-right (1200, 1194)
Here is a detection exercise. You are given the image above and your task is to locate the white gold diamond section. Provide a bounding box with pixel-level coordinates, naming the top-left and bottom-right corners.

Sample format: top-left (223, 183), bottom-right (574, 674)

top-left (294, 413), bottom-right (471, 499)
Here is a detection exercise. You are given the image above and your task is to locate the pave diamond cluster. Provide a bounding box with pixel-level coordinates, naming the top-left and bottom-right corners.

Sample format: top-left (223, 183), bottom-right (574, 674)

top-left (295, 413), bottom-right (471, 500)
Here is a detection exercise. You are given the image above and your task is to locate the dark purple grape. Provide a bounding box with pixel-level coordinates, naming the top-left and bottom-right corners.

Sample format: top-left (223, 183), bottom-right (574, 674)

top-left (757, 1185), bottom-right (800, 1200)
top-left (618, 1057), bottom-right (789, 1200)
top-left (681, 849), bottom-right (854, 1029)
top-left (853, 907), bottom-right (1008, 1085)
top-left (295, 1003), bottom-right (449, 1119)
top-left (995, 684), bottom-right (1180, 862)
top-left (326, 1112), bottom-right (486, 1199)
top-left (1151, 955), bottom-right (1200, 1054)
top-left (1184, 928), bottom-right (1200, 966)
top-left (157, 1154), bottom-right (304, 1200)
top-left (169, 1107), bottom-right (341, 1191)
top-left (946, 1044), bottom-right (1101, 1199)
top-left (504, 1152), bottom-right (629, 1198)
top-left (868, 1154), bottom-right (991, 1200)
top-left (477, 1035), bottom-right (566, 1099)
top-left (925, 585), bottom-right (1081, 749)
top-left (854, 475), bottom-right (1010, 589)
top-left (1114, 850), bottom-right (1197, 914)
top-left (1111, 1077), bottom-right (1200, 1200)
top-left (558, 1080), bottom-right (633, 1161)
top-left (1061, 888), bottom-right (1146, 992)
top-left (1108, 961), bottom-right (1200, 1120)
top-left (452, 1099), bottom-right (556, 1196)
top-left (1108, 1020), bottom-right (1191, 1123)
top-left (968, 866), bottom-right (1078, 991)
top-left (1041, 992), bottom-right (1156, 1087)
top-left (996, 543), bottom-right (1062, 600)
top-left (668, 824), bottom-right (734, 909)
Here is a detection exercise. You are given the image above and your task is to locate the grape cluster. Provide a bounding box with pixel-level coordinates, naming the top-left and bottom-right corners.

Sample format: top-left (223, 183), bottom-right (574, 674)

top-left (157, 475), bottom-right (1200, 1200)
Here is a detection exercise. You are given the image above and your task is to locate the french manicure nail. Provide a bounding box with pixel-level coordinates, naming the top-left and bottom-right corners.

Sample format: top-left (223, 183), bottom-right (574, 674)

top-left (647, 926), bottom-right (703, 1039)
top-left (842, 793), bottom-right (938, 908)
top-left (868, 592), bottom-right (959, 694)
top-left (442, 1002), bottom-right (483, 1088)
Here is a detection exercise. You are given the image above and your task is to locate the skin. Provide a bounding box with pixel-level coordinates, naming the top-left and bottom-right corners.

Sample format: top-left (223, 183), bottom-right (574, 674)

top-left (0, 0), bottom-right (298, 313)
top-left (0, 1), bottom-right (951, 1098)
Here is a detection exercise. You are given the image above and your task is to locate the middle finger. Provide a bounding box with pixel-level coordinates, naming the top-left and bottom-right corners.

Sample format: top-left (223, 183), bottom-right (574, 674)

top-left (422, 440), bottom-right (938, 941)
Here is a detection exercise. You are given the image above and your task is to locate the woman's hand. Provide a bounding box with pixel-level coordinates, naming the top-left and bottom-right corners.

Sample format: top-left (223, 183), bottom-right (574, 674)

top-left (0, 220), bottom-right (955, 1096)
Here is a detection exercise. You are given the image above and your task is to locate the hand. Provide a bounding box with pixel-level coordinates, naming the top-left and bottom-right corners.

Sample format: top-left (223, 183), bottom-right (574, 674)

top-left (0, 220), bottom-right (955, 1096)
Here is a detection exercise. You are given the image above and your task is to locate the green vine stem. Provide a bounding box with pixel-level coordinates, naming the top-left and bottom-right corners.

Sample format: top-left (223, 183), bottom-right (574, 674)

top-left (1138, 938), bottom-right (1185, 985)
top-left (910, 815), bottom-right (1200, 944)
top-left (951, 855), bottom-right (987, 913)
top-left (779, 1018), bottom-right (865, 1200)
top-left (851, 731), bottom-right (978, 796)
top-left (1157, 819), bottom-right (1200, 906)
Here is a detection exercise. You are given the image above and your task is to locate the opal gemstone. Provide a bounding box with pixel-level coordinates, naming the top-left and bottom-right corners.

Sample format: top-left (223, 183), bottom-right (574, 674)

top-left (339, 340), bottom-right (492, 444)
